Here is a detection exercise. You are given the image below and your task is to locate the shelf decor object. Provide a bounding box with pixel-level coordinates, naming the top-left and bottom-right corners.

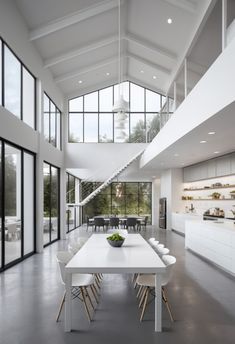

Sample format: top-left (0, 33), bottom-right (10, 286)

top-left (210, 192), bottom-right (221, 200)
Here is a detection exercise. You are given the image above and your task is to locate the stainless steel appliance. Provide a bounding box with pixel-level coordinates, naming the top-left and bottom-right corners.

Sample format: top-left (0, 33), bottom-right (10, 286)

top-left (159, 197), bottom-right (167, 229)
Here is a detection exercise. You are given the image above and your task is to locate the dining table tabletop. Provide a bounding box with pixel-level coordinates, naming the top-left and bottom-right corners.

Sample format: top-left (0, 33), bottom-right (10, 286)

top-left (64, 233), bottom-right (166, 333)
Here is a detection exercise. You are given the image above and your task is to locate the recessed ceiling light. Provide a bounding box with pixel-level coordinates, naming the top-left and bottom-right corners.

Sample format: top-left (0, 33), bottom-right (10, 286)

top-left (152, 175), bottom-right (156, 178)
top-left (106, 72), bottom-right (110, 76)
top-left (174, 153), bottom-right (179, 157)
top-left (140, 70), bottom-right (144, 74)
top-left (214, 151), bottom-right (220, 154)
top-left (200, 140), bottom-right (207, 143)
top-left (208, 131), bottom-right (215, 135)
top-left (167, 18), bottom-right (172, 24)
top-left (153, 75), bottom-right (157, 79)
top-left (78, 80), bottom-right (83, 84)
top-left (181, 163), bottom-right (185, 166)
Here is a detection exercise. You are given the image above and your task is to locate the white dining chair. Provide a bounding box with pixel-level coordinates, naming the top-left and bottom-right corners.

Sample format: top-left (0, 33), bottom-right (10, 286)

top-left (157, 246), bottom-right (170, 257)
top-left (136, 255), bottom-right (176, 322)
top-left (56, 251), bottom-right (98, 322)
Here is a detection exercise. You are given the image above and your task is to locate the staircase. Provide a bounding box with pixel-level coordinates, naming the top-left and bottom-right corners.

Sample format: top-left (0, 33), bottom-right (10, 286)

top-left (77, 148), bottom-right (145, 206)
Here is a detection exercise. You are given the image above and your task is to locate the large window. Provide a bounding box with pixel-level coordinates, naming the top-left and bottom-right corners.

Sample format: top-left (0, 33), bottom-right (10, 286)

top-left (43, 93), bottom-right (61, 150)
top-left (66, 173), bottom-right (80, 232)
top-left (0, 140), bottom-right (35, 271)
top-left (82, 182), bottom-right (152, 223)
top-left (43, 162), bottom-right (60, 246)
top-left (68, 82), bottom-right (170, 143)
top-left (0, 37), bottom-right (36, 129)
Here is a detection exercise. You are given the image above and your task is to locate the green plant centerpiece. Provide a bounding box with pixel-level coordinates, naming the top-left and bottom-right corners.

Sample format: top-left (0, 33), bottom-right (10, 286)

top-left (210, 192), bottom-right (221, 199)
top-left (107, 233), bottom-right (125, 247)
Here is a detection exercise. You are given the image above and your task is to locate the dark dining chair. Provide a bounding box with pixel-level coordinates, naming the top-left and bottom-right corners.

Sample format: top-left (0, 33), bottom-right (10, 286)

top-left (86, 216), bottom-right (94, 231)
top-left (94, 217), bottom-right (106, 232)
top-left (138, 216), bottom-right (148, 231)
top-left (109, 217), bottom-right (119, 229)
top-left (126, 217), bottom-right (137, 231)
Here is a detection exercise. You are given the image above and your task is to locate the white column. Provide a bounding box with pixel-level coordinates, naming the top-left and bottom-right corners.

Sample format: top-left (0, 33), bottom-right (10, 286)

top-left (60, 168), bottom-right (67, 240)
top-left (184, 58), bottom-right (188, 99)
top-left (222, 0), bottom-right (227, 50)
top-left (36, 80), bottom-right (44, 253)
top-left (60, 99), bottom-right (67, 240)
top-left (173, 81), bottom-right (177, 112)
top-left (16, 152), bottom-right (21, 220)
top-left (152, 179), bottom-right (160, 226)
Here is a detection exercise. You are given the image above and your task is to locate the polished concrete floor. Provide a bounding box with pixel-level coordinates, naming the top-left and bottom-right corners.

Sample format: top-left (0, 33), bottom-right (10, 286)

top-left (1, 226), bottom-right (235, 344)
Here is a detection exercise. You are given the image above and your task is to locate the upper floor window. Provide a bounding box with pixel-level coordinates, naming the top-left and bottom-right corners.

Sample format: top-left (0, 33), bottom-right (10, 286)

top-left (0, 38), bottom-right (36, 129)
top-left (43, 93), bottom-right (61, 150)
top-left (68, 81), bottom-right (170, 143)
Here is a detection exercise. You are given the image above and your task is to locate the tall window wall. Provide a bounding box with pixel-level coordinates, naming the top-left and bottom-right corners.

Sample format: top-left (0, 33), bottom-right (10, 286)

top-left (43, 93), bottom-right (61, 150)
top-left (82, 182), bottom-right (152, 223)
top-left (43, 162), bottom-right (60, 246)
top-left (68, 81), bottom-right (168, 143)
top-left (0, 139), bottom-right (35, 271)
top-left (0, 37), bottom-right (36, 129)
top-left (66, 173), bottom-right (80, 232)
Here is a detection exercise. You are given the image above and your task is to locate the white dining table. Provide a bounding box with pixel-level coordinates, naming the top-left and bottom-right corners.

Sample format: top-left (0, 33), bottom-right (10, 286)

top-left (65, 234), bottom-right (166, 332)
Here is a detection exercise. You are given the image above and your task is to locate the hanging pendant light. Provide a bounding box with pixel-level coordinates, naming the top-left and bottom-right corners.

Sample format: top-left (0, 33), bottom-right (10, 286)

top-left (113, 0), bottom-right (129, 132)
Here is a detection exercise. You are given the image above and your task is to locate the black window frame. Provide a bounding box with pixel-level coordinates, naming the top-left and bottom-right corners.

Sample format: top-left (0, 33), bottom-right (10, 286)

top-left (0, 36), bottom-right (37, 130)
top-left (43, 92), bottom-right (62, 151)
top-left (68, 81), bottom-right (172, 144)
top-left (0, 137), bottom-right (36, 272)
top-left (43, 161), bottom-right (60, 247)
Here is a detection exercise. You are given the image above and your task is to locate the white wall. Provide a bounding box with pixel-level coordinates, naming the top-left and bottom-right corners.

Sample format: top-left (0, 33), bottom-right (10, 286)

top-left (140, 36), bottom-right (235, 168)
top-left (160, 168), bottom-right (183, 230)
top-left (66, 143), bottom-right (148, 181)
top-left (0, 0), bottom-right (66, 252)
top-left (152, 179), bottom-right (161, 226)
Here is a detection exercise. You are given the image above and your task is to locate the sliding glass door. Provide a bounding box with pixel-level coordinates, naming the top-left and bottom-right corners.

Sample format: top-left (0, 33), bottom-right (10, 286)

top-left (4, 145), bottom-right (22, 265)
top-left (0, 140), bottom-right (35, 271)
top-left (43, 162), bottom-right (60, 246)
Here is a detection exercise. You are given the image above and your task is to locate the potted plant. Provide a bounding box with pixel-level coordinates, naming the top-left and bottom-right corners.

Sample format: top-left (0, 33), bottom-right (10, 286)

top-left (107, 233), bottom-right (125, 247)
top-left (210, 192), bottom-right (221, 199)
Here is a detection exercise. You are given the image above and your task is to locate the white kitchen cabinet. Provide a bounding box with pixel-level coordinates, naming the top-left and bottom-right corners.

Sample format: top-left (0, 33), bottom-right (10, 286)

top-left (215, 156), bottom-right (231, 177)
top-left (230, 152), bottom-right (235, 174)
top-left (183, 153), bottom-right (234, 182)
top-left (207, 159), bottom-right (216, 178)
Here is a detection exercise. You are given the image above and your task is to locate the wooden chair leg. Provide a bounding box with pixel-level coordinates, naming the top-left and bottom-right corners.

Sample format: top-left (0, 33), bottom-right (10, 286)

top-left (162, 287), bottom-right (174, 322)
top-left (84, 286), bottom-right (95, 310)
top-left (56, 291), bottom-right (66, 322)
top-left (140, 287), bottom-right (149, 322)
top-left (139, 287), bottom-right (147, 308)
top-left (80, 287), bottom-right (92, 322)
top-left (136, 285), bottom-right (143, 299)
top-left (90, 284), bottom-right (99, 304)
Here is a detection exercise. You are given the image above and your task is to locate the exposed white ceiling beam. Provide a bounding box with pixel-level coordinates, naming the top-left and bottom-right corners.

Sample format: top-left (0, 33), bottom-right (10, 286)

top-left (44, 35), bottom-right (118, 68)
top-left (127, 53), bottom-right (171, 75)
top-left (163, 0), bottom-right (197, 13)
top-left (29, 0), bottom-right (118, 41)
top-left (128, 75), bottom-right (166, 97)
top-left (125, 32), bottom-right (177, 60)
top-left (44, 31), bottom-right (176, 69)
top-left (166, 0), bottom-right (217, 94)
top-left (55, 56), bottom-right (119, 83)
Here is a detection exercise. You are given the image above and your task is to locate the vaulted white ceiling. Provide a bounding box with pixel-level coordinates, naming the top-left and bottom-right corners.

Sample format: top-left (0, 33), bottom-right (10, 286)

top-left (15, 0), bottom-right (216, 97)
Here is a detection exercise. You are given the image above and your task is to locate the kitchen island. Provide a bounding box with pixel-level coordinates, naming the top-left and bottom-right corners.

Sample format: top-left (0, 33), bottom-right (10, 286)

top-left (185, 219), bottom-right (235, 275)
top-left (172, 212), bottom-right (202, 235)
